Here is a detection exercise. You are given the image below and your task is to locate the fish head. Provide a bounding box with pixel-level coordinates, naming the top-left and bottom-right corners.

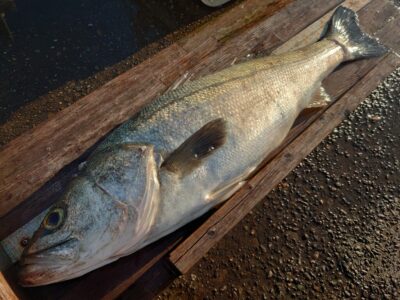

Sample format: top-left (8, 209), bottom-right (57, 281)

top-left (18, 176), bottom-right (128, 286)
top-left (19, 144), bottom-right (160, 286)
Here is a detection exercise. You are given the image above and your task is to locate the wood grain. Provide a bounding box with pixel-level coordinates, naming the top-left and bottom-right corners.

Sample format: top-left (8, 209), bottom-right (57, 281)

top-left (272, 0), bottom-right (371, 54)
top-left (0, 0), bottom-right (296, 239)
top-left (0, 0), bottom-right (342, 238)
top-left (0, 273), bottom-right (18, 300)
top-left (1, 0), bottom-right (398, 299)
top-left (1, 0), bottom-right (348, 299)
top-left (0, 0), bottom-right (297, 219)
top-left (169, 0), bottom-right (400, 273)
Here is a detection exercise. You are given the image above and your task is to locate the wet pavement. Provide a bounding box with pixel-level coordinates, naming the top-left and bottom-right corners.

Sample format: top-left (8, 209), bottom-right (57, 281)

top-left (0, 0), bottom-right (234, 147)
top-left (159, 69), bottom-right (400, 299)
top-left (0, 0), bottom-right (217, 124)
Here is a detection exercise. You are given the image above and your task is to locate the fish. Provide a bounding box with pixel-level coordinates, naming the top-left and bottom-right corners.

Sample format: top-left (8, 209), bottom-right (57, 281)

top-left (201, 0), bottom-right (232, 7)
top-left (16, 6), bottom-right (387, 286)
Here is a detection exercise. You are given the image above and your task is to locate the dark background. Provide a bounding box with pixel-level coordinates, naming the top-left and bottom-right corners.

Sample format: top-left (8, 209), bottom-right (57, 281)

top-left (0, 0), bottom-right (216, 123)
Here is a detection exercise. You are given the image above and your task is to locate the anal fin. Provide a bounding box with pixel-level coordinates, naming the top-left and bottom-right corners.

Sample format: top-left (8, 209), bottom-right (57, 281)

top-left (308, 86), bottom-right (332, 108)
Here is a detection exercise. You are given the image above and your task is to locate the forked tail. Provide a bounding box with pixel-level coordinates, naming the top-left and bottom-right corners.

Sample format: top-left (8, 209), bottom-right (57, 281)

top-left (322, 6), bottom-right (388, 61)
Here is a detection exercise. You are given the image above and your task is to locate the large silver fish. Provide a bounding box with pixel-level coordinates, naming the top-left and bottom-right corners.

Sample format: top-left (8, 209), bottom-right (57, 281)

top-left (17, 7), bottom-right (386, 286)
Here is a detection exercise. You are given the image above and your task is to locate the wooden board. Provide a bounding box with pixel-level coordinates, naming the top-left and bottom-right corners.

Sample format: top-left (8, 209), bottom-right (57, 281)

top-left (0, 0), bottom-right (295, 221)
top-left (169, 0), bottom-right (400, 274)
top-left (11, 1), bottom-right (349, 299)
top-left (0, 273), bottom-right (17, 300)
top-left (0, 0), bottom-right (291, 240)
top-left (0, 0), bottom-right (399, 299)
top-left (0, 0), bottom-right (344, 241)
top-left (0, 0), bottom-right (303, 240)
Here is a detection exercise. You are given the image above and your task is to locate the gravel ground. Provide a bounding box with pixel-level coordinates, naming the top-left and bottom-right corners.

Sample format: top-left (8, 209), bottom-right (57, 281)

top-left (158, 69), bottom-right (400, 299)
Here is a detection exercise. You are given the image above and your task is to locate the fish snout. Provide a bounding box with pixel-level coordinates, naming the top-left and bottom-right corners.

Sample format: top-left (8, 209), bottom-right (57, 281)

top-left (19, 237), bottom-right (80, 285)
top-left (19, 263), bottom-right (55, 287)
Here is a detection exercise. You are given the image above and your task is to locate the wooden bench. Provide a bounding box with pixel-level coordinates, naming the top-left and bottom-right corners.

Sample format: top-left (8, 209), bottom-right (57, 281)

top-left (0, 0), bottom-right (399, 299)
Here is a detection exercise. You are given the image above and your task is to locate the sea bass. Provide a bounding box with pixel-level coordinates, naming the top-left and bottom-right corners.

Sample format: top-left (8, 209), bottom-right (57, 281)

top-left (17, 7), bottom-right (386, 286)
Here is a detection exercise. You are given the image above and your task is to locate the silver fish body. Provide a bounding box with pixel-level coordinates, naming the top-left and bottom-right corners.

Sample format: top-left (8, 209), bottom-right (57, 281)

top-left (16, 6), bottom-right (387, 286)
top-left (101, 40), bottom-right (344, 246)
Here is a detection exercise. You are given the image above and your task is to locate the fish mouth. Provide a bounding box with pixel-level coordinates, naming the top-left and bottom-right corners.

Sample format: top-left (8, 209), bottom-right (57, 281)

top-left (19, 238), bottom-right (79, 287)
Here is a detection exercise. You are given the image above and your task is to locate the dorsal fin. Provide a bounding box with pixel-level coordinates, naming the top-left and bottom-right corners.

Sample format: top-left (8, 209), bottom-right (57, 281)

top-left (161, 118), bottom-right (227, 177)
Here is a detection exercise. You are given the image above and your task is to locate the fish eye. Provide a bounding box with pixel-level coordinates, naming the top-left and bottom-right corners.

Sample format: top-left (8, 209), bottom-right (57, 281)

top-left (43, 208), bottom-right (65, 230)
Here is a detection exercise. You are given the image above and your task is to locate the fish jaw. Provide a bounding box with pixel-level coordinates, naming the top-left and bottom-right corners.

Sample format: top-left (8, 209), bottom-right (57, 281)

top-left (19, 238), bottom-right (79, 286)
top-left (19, 255), bottom-right (118, 287)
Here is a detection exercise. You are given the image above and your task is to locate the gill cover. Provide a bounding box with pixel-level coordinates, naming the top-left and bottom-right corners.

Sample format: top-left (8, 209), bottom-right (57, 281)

top-left (86, 144), bottom-right (160, 256)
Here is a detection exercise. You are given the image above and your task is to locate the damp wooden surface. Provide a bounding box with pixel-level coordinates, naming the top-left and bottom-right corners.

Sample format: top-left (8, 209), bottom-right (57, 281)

top-left (1, 0), bottom-right (399, 299)
top-left (0, 0), bottom-right (297, 220)
top-left (0, 0), bottom-right (295, 240)
top-left (0, 273), bottom-right (18, 300)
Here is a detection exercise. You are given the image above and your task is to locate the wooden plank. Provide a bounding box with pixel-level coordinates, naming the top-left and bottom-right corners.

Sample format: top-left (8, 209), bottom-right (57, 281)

top-left (0, 0), bottom-right (342, 239)
top-left (187, 0), bottom-right (343, 79)
top-left (272, 0), bottom-right (370, 54)
top-left (0, 272), bottom-right (18, 300)
top-left (170, 51), bottom-right (400, 274)
top-left (119, 259), bottom-right (179, 300)
top-left (0, 1), bottom-right (348, 299)
top-left (0, 0), bottom-right (296, 219)
top-left (0, 0), bottom-right (296, 238)
top-left (169, 0), bottom-right (400, 273)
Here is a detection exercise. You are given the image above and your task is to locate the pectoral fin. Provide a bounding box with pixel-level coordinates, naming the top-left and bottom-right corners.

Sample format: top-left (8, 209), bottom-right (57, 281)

top-left (307, 86), bottom-right (332, 108)
top-left (161, 118), bottom-right (227, 176)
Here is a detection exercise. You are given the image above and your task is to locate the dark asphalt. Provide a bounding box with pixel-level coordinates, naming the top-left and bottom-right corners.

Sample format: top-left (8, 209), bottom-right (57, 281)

top-left (0, 0), bottom-right (216, 124)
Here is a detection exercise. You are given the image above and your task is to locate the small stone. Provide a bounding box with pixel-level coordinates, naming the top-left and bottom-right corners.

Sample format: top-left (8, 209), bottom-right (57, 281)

top-left (368, 114), bottom-right (382, 122)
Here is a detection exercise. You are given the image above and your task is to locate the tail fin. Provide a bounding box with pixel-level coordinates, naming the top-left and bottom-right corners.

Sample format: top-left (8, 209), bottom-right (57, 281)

top-left (322, 6), bottom-right (387, 61)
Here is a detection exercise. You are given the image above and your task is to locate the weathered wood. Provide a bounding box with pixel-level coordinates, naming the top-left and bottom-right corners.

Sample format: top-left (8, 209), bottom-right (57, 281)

top-left (187, 0), bottom-right (344, 79)
top-left (0, 0), bottom-right (348, 298)
top-left (16, 2), bottom-right (347, 299)
top-left (272, 0), bottom-right (370, 54)
top-left (0, 0), bottom-right (298, 220)
top-left (0, 0), bottom-right (398, 299)
top-left (0, 0), bottom-right (342, 239)
top-left (0, 0), bottom-right (296, 238)
top-left (169, 0), bottom-right (400, 273)
top-left (119, 259), bottom-right (179, 300)
top-left (0, 272), bottom-right (18, 300)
